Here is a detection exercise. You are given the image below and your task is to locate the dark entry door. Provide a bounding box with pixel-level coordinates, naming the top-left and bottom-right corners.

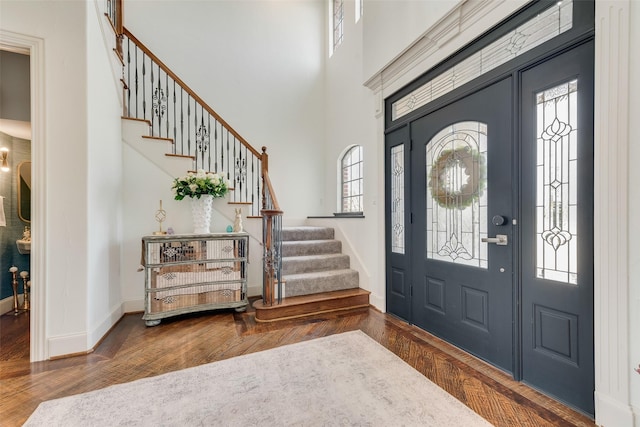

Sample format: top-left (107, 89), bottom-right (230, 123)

top-left (410, 78), bottom-right (514, 373)
top-left (520, 41), bottom-right (594, 414)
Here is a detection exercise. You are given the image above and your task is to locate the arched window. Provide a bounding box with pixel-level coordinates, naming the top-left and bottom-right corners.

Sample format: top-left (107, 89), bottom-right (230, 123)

top-left (340, 145), bottom-right (363, 213)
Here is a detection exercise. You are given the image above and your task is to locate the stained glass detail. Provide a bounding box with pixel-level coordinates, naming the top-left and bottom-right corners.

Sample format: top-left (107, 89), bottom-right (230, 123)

top-left (392, 0), bottom-right (573, 120)
top-left (535, 79), bottom-right (578, 284)
top-left (426, 122), bottom-right (488, 268)
top-left (391, 145), bottom-right (405, 254)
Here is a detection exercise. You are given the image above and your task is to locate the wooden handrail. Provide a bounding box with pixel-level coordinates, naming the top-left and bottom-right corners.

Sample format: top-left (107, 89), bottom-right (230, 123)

top-left (122, 27), bottom-right (262, 159)
top-left (262, 172), bottom-right (281, 213)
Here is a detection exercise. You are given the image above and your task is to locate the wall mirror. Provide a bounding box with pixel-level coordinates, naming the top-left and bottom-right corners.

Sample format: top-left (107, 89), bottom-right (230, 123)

top-left (17, 161), bottom-right (31, 223)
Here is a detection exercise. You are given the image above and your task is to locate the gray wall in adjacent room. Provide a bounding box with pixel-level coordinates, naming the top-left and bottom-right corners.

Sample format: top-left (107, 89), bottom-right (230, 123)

top-left (0, 50), bottom-right (30, 122)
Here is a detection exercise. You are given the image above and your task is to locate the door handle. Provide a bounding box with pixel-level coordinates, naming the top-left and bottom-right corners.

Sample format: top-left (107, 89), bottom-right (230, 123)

top-left (482, 234), bottom-right (508, 246)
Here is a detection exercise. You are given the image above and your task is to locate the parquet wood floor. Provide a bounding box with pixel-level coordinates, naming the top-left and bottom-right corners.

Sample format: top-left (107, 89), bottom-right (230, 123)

top-left (0, 303), bottom-right (595, 426)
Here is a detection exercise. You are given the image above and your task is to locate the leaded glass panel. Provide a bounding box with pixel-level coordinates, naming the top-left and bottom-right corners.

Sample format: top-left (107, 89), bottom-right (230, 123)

top-left (391, 145), bottom-right (405, 254)
top-left (535, 80), bottom-right (578, 284)
top-left (426, 121), bottom-right (488, 268)
top-left (392, 0), bottom-right (573, 120)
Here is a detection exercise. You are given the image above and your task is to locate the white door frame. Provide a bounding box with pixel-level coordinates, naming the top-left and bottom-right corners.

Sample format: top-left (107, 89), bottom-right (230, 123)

top-left (0, 29), bottom-right (47, 362)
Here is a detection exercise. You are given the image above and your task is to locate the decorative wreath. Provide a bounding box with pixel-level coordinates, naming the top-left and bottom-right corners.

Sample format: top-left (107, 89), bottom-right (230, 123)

top-left (428, 146), bottom-right (486, 209)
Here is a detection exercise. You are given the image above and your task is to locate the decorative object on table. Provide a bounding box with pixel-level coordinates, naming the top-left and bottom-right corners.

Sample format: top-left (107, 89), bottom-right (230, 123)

top-left (9, 266), bottom-right (19, 314)
top-left (167, 227), bottom-right (174, 235)
top-left (171, 169), bottom-right (230, 234)
top-left (20, 271), bottom-right (29, 311)
top-left (153, 200), bottom-right (167, 235)
top-left (226, 225), bottom-right (233, 233)
top-left (233, 208), bottom-right (244, 232)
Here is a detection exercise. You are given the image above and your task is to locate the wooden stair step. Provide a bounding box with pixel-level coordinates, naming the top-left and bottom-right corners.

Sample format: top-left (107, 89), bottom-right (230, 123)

top-left (252, 288), bottom-right (370, 322)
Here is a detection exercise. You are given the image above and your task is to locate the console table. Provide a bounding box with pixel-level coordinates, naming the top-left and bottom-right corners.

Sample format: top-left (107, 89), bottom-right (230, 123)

top-left (141, 233), bottom-right (249, 326)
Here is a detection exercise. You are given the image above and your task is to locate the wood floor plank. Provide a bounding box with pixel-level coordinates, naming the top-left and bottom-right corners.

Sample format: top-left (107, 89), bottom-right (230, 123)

top-left (0, 306), bottom-right (594, 427)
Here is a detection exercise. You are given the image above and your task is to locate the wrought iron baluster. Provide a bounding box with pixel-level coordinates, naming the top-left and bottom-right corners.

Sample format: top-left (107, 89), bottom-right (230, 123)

top-left (172, 81), bottom-right (176, 153)
top-left (142, 52), bottom-right (147, 120)
top-left (187, 94), bottom-right (191, 160)
top-left (165, 73), bottom-right (169, 139)
top-left (214, 121), bottom-right (218, 172)
top-left (126, 38), bottom-right (131, 116)
top-left (134, 46), bottom-right (139, 118)
top-left (150, 63), bottom-right (155, 133)
top-left (244, 144), bottom-right (248, 203)
top-left (207, 114), bottom-right (211, 172)
top-left (233, 136), bottom-right (237, 203)
top-left (180, 88), bottom-right (184, 155)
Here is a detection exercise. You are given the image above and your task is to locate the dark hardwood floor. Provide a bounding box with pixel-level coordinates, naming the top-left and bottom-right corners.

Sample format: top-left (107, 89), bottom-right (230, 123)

top-left (0, 303), bottom-right (595, 426)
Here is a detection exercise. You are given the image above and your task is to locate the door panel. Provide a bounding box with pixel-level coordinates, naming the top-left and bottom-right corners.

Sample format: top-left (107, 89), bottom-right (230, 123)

top-left (520, 41), bottom-right (594, 414)
top-left (385, 126), bottom-right (411, 321)
top-left (410, 78), bottom-right (514, 373)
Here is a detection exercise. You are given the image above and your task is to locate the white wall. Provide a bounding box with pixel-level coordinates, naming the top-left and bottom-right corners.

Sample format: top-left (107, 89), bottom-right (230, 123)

top-left (124, 0), bottom-right (327, 223)
top-left (86, 1), bottom-right (125, 348)
top-left (628, 0), bottom-right (640, 422)
top-left (0, 0), bottom-right (91, 358)
top-left (362, 0), bottom-right (459, 82)
top-left (319, 0), bottom-right (383, 307)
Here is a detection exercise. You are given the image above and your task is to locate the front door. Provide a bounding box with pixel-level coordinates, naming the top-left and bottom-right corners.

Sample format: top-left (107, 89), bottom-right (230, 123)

top-left (410, 78), bottom-right (514, 373)
top-left (385, 42), bottom-right (594, 414)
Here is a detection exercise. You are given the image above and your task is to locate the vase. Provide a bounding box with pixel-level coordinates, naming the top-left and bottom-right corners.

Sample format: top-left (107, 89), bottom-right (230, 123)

top-left (191, 194), bottom-right (214, 234)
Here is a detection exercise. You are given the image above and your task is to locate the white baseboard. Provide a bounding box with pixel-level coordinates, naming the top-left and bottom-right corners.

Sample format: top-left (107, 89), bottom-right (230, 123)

top-left (48, 332), bottom-right (88, 359)
top-left (122, 298), bottom-right (144, 313)
top-left (369, 292), bottom-right (385, 313)
top-left (595, 392), bottom-right (635, 427)
top-left (0, 295), bottom-right (22, 315)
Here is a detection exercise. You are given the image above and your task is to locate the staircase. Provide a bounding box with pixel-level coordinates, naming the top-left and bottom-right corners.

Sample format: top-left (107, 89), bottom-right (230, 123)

top-left (253, 226), bottom-right (370, 322)
top-left (105, 7), bottom-right (368, 322)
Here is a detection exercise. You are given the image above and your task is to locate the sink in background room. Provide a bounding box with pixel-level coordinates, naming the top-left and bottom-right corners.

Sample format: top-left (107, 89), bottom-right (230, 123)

top-left (16, 239), bottom-right (30, 254)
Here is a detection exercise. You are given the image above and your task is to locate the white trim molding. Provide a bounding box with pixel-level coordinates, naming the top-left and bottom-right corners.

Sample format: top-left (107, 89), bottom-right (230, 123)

top-left (0, 29), bottom-right (47, 362)
top-left (593, 1), bottom-right (634, 426)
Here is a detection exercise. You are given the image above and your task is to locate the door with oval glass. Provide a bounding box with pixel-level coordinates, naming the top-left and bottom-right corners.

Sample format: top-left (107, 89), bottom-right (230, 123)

top-left (409, 77), bottom-right (514, 373)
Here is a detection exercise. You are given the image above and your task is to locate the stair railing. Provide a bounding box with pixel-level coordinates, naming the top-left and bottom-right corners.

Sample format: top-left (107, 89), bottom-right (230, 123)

top-left (121, 28), bottom-right (263, 217)
top-left (261, 149), bottom-right (284, 306)
top-left (104, 5), bottom-right (285, 305)
top-left (105, 0), bottom-right (123, 56)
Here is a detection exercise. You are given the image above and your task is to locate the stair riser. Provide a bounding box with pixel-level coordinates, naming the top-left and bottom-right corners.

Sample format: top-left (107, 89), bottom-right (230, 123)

top-left (283, 271), bottom-right (359, 297)
top-left (282, 227), bottom-right (334, 241)
top-left (282, 255), bottom-right (350, 275)
top-left (282, 241), bottom-right (341, 257)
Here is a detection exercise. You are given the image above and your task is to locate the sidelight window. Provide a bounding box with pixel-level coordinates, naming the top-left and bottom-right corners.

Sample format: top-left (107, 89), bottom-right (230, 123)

top-left (535, 80), bottom-right (579, 284)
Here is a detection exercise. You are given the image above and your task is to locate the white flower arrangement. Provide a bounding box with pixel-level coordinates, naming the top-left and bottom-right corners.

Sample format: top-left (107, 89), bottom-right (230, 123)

top-left (171, 169), bottom-right (231, 201)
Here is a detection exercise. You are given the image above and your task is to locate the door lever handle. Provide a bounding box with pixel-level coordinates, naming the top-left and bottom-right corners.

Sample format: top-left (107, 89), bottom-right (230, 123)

top-left (481, 234), bottom-right (508, 246)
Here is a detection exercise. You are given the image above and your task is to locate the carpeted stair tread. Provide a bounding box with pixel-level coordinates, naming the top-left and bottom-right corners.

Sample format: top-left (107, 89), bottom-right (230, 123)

top-left (282, 253), bottom-right (351, 274)
top-left (282, 239), bottom-right (342, 257)
top-left (282, 226), bottom-right (334, 241)
top-left (283, 269), bottom-right (359, 297)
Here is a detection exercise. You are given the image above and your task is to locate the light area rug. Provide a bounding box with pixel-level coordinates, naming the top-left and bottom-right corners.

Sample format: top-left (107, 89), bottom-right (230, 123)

top-left (24, 330), bottom-right (493, 426)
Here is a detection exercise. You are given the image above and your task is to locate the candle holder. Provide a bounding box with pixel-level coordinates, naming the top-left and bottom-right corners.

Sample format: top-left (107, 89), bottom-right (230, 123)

top-left (20, 271), bottom-right (29, 311)
top-left (153, 200), bottom-right (167, 235)
top-left (9, 266), bottom-right (19, 315)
